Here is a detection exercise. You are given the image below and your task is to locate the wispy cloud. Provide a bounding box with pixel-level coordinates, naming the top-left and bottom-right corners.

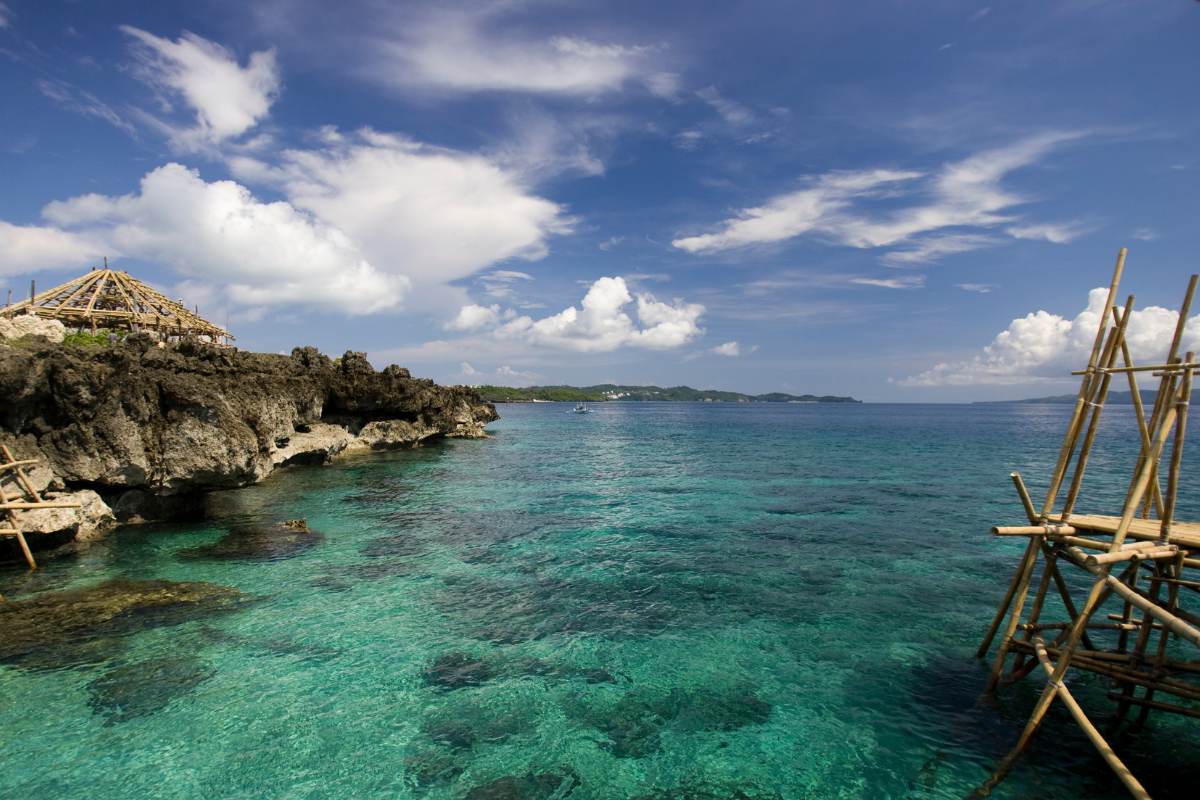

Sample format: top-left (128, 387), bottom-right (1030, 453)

top-left (361, 8), bottom-right (668, 97)
top-left (696, 86), bottom-right (754, 125)
top-left (1006, 221), bottom-right (1092, 244)
top-left (850, 275), bottom-right (926, 290)
top-left (674, 132), bottom-right (1086, 264)
top-left (36, 79), bottom-right (137, 136)
top-left (957, 283), bottom-right (996, 293)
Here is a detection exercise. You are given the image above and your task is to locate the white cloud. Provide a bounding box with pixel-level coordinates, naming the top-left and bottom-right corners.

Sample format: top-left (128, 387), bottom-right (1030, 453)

top-left (1007, 221), bottom-right (1091, 244)
top-left (121, 26), bottom-right (280, 149)
top-left (366, 8), bottom-right (661, 96)
top-left (957, 283), bottom-right (996, 293)
top-left (453, 276), bottom-right (704, 352)
top-left (712, 341), bottom-right (741, 356)
top-left (447, 303), bottom-right (501, 331)
top-left (903, 287), bottom-right (1200, 386)
top-left (495, 364), bottom-right (540, 384)
top-left (38, 163), bottom-right (406, 314)
top-left (598, 235), bottom-right (625, 251)
top-left (1133, 227), bottom-right (1157, 242)
top-left (459, 362), bottom-right (478, 376)
top-left (850, 275), bottom-right (926, 289)
top-left (696, 86), bottom-right (754, 125)
top-left (0, 221), bottom-right (104, 276)
top-left (231, 129), bottom-right (571, 292)
top-left (0, 3), bottom-right (11, 29)
top-left (674, 132), bottom-right (1084, 263)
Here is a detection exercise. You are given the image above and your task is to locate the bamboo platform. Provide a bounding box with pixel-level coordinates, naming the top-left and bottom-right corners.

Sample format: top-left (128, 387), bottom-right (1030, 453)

top-left (975, 249), bottom-right (1199, 800)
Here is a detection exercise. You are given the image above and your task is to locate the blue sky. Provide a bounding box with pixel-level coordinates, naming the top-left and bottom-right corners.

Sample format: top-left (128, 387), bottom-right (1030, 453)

top-left (2, 1), bottom-right (1198, 401)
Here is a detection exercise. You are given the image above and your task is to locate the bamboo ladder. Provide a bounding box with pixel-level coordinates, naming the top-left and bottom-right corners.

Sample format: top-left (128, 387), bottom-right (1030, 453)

top-left (0, 444), bottom-right (80, 572)
top-left (974, 249), bottom-right (1200, 800)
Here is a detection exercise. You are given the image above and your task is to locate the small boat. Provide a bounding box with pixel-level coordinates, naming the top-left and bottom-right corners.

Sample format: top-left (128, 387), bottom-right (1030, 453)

top-left (572, 403), bottom-right (592, 414)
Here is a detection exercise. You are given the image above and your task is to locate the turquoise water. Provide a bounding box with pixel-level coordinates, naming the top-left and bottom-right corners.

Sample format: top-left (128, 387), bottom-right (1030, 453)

top-left (2, 402), bottom-right (1197, 799)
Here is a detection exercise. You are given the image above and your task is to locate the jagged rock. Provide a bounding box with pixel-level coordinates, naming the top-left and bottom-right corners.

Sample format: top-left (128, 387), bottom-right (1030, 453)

top-left (0, 314), bottom-right (66, 344)
top-left (0, 338), bottom-right (497, 545)
top-left (10, 489), bottom-right (117, 542)
top-left (0, 578), bottom-right (248, 668)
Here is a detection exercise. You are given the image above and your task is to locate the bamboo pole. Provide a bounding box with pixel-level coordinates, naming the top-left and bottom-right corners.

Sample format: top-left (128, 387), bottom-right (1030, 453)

top-left (1039, 248), bottom-right (1126, 520)
top-left (977, 474), bottom-right (1044, 658)
top-left (1031, 638), bottom-right (1151, 800)
top-left (1116, 314), bottom-right (1164, 519)
top-left (1158, 359), bottom-right (1192, 542)
top-left (1062, 295), bottom-right (1136, 520)
top-left (1132, 552), bottom-right (1186, 730)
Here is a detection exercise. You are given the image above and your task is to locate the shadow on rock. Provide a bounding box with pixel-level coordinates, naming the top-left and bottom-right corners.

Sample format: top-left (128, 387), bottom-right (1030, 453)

top-left (182, 520), bottom-right (324, 561)
top-left (0, 578), bottom-right (249, 670)
top-left (87, 654), bottom-right (216, 724)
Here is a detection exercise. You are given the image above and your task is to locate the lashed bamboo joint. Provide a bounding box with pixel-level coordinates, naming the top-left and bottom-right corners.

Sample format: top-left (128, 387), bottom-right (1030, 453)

top-left (1, 263), bottom-right (232, 342)
top-left (975, 250), bottom-right (1199, 800)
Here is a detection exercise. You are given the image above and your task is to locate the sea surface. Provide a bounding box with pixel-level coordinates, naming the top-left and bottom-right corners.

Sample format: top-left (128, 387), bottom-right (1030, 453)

top-left (2, 402), bottom-right (1197, 799)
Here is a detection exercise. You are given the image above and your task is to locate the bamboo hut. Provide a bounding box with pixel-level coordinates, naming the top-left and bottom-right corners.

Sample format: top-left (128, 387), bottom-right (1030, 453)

top-left (976, 248), bottom-right (1198, 799)
top-left (1, 264), bottom-right (231, 343)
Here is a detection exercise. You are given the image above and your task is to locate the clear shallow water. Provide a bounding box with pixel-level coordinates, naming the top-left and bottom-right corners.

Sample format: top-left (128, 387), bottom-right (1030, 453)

top-left (2, 402), bottom-right (1197, 799)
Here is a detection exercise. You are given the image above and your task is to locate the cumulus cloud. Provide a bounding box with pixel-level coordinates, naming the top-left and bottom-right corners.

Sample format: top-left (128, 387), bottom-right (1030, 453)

top-left (447, 303), bottom-right (502, 331)
top-left (452, 276), bottom-right (704, 352)
top-left (902, 288), bottom-right (1200, 386)
top-left (0, 221), bottom-right (104, 276)
top-left (712, 341), bottom-right (741, 356)
top-left (122, 26), bottom-right (280, 149)
top-left (231, 129), bottom-right (571, 292)
top-left (38, 163), bottom-right (406, 313)
top-left (674, 132), bottom-right (1085, 264)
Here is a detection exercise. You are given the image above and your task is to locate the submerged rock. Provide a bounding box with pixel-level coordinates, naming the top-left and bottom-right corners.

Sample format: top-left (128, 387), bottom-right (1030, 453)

top-left (0, 578), bottom-right (248, 669)
top-left (182, 520), bottom-right (324, 561)
top-left (422, 652), bottom-right (494, 690)
top-left (465, 770), bottom-right (579, 800)
top-left (87, 655), bottom-right (216, 724)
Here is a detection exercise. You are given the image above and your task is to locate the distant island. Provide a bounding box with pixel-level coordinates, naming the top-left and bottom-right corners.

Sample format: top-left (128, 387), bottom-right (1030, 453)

top-left (472, 383), bottom-right (861, 403)
top-left (978, 391), bottom-right (1184, 405)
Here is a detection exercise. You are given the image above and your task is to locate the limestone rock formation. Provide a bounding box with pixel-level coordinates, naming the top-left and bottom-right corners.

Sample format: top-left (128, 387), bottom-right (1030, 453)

top-left (0, 314), bottom-right (67, 344)
top-left (0, 337), bottom-right (496, 556)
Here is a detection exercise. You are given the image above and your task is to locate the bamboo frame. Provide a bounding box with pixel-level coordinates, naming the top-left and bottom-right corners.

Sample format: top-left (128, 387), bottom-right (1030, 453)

top-left (975, 253), bottom-right (1199, 800)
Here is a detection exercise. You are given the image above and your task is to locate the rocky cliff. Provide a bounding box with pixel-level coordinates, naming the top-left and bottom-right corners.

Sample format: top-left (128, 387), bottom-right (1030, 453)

top-left (0, 335), bottom-right (497, 555)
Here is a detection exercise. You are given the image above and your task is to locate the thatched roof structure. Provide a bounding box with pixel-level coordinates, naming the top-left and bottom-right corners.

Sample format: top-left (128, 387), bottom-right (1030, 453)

top-left (2, 267), bottom-right (231, 342)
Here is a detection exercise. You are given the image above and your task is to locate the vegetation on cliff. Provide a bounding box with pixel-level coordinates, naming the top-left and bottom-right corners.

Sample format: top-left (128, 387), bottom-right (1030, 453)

top-left (474, 383), bottom-right (860, 404)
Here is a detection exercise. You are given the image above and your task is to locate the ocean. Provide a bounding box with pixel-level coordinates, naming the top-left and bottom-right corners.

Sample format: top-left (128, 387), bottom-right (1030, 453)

top-left (1, 402), bottom-right (1196, 799)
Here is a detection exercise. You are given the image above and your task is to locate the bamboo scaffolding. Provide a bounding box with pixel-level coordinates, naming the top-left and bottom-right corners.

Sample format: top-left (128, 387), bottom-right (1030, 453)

top-left (974, 253), bottom-right (1200, 799)
top-left (0, 447), bottom-right (80, 570)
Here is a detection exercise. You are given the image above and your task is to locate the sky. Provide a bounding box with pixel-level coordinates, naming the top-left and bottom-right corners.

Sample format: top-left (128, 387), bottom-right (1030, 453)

top-left (1, 0), bottom-right (1199, 401)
